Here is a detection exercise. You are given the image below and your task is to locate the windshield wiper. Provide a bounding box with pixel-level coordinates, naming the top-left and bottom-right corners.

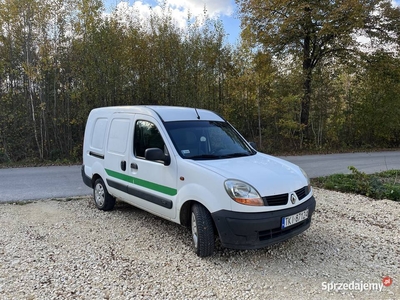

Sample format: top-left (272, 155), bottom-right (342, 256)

top-left (187, 154), bottom-right (221, 160)
top-left (221, 152), bottom-right (251, 158)
top-left (188, 152), bottom-right (251, 160)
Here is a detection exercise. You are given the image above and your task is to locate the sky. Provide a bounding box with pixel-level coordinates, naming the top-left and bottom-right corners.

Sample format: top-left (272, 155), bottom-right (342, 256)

top-left (103, 0), bottom-right (400, 46)
top-left (103, 0), bottom-right (241, 44)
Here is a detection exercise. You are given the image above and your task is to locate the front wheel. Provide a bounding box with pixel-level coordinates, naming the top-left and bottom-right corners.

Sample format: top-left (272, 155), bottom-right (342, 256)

top-left (93, 178), bottom-right (116, 211)
top-left (191, 203), bottom-right (215, 257)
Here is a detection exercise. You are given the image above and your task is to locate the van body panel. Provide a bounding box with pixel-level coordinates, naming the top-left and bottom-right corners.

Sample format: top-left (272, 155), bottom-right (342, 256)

top-left (175, 159), bottom-right (232, 215)
top-left (93, 112), bottom-right (179, 220)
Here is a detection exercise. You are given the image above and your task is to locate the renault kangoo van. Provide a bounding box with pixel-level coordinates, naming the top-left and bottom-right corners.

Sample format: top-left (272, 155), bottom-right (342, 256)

top-left (82, 106), bottom-right (316, 257)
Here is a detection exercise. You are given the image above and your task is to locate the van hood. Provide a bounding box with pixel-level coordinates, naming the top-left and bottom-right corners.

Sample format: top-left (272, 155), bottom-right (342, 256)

top-left (190, 153), bottom-right (307, 196)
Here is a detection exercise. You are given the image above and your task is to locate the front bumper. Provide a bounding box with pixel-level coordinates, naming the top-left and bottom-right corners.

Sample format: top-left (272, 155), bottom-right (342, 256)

top-left (212, 196), bottom-right (316, 250)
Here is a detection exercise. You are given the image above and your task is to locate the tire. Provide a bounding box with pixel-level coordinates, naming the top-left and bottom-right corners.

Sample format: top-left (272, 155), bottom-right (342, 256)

top-left (191, 203), bottom-right (215, 257)
top-left (93, 178), bottom-right (116, 211)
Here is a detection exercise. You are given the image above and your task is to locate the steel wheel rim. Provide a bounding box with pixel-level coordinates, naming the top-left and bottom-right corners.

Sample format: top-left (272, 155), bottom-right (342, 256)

top-left (95, 183), bottom-right (105, 207)
top-left (191, 212), bottom-right (198, 249)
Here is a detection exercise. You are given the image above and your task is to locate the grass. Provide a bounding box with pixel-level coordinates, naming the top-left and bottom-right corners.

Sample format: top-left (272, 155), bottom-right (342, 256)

top-left (312, 166), bottom-right (400, 201)
top-left (0, 158), bottom-right (81, 169)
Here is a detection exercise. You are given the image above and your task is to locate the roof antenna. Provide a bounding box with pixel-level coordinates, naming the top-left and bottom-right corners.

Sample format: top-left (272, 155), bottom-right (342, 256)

top-left (194, 108), bottom-right (200, 119)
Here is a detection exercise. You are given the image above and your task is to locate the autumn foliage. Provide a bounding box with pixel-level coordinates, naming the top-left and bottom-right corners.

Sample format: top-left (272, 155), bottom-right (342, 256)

top-left (0, 0), bottom-right (400, 162)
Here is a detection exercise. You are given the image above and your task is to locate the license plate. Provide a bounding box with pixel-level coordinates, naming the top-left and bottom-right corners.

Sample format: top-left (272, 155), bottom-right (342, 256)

top-left (281, 209), bottom-right (309, 229)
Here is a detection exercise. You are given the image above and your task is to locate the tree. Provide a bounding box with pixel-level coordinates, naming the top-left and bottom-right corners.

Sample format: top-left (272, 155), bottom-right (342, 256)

top-left (353, 51), bottom-right (400, 147)
top-left (236, 0), bottom-right (400, 137)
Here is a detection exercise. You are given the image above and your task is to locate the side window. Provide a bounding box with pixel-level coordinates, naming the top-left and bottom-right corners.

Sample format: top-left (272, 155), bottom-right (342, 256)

top-left (134, 120), bottom-right (165, 158)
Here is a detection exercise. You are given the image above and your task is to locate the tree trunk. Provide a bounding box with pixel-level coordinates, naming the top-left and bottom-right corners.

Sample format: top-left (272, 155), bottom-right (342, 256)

top-left (301, 68), bottom-right (312, 128)
top-left (301, 31), bottom-right (312, 140)
top-left (300, 5), bottom-right (314, 142)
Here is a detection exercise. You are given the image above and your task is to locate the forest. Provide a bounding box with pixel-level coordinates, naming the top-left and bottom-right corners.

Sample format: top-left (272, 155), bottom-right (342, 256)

top-left (1, 0), bottom-right (400, 163)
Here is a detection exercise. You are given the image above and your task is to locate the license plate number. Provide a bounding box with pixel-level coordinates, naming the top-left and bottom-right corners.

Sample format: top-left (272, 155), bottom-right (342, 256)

top-left (281, 209), bottom-right (309, 229)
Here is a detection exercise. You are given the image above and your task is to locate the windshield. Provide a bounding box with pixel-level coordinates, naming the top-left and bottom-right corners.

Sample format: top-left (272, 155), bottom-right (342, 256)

top-left (164, 121), bottom-right (256, 160)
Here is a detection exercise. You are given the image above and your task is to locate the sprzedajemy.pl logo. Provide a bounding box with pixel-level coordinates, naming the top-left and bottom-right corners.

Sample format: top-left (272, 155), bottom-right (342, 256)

top-left (322, 276), bottom-right (393, 293)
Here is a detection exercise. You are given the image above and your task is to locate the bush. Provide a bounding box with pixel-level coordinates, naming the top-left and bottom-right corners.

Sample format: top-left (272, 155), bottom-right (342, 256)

top-left (312, 167), bottom-right (400, 201)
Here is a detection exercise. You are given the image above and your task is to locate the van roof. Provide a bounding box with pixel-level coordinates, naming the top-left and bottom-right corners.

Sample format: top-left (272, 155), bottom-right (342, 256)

top-left (147, 106), bottom-right (224, 122)
top-left (90, 105), bottom-right (224, 122)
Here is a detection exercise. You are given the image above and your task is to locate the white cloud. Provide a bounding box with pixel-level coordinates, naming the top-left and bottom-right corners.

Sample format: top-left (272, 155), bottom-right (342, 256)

top-left (109, 2), bottom-right (149, 23)
top-left (163, 0), bottom-right (233, 18)
top-left (108, 0), bottom-right (233, 30)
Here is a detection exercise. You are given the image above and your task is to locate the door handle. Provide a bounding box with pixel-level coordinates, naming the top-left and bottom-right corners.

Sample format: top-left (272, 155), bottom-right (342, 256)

top-left (121, 161), bottom-right (126, 171)
top-left (131, 162), bottom-right (138, 170)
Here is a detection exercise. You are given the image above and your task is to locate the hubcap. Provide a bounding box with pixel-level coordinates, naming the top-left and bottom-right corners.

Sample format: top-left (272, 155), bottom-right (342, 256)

top-left (191, 213), bottom-right (198, 249)
top-left (95, 183), bottom-right (105, 207)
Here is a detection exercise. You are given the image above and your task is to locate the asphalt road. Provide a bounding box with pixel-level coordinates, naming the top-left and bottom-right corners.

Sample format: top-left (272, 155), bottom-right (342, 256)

top-left (281, 150), bottom-right (400, 178)
top-left (1, 151), bottom-right (399, 202)
top-left (0, 165), bottom-right (91, 203)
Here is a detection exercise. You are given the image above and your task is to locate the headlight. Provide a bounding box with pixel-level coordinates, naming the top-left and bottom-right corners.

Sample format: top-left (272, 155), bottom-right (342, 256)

top-left (224, 180), bottom-right (263, 206)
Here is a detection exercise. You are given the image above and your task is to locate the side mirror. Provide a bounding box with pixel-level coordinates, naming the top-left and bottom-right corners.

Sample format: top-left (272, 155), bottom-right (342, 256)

top-left (145, 148), bottom-right (171, 166)
top-left (249, 142), bottom-right (257, 150)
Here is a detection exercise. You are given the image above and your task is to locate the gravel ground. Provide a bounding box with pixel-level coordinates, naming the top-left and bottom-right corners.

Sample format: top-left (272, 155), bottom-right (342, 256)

top-left (0, 188), bottom-right (398, 300)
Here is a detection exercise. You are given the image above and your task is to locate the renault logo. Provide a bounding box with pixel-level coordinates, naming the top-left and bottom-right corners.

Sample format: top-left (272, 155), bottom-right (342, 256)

top-left (290, 194), bottom-right (296, 204)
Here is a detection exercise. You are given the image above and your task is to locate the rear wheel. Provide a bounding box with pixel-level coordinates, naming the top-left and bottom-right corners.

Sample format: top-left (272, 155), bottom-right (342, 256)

top-left (191, 203), bottom-right (215, 257)
top-left (93, 178), bottom-right (116, 211)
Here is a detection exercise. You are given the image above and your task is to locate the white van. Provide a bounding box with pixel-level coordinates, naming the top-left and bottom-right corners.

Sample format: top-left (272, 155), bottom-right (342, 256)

top-left (82, 106), bottom-right (316, 257)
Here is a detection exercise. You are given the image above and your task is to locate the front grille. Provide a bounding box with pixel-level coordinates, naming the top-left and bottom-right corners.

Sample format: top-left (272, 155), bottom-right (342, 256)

top-left (295, 186), bottom-right (309, 200)
top-left (262, 193), bottom-right (288, 206)
top-left (262, 186), bottom-right (309, 206)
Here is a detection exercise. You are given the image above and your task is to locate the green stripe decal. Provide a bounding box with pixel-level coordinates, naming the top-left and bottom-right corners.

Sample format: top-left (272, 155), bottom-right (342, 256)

top-left (105, 169), bottom-right (177, 196)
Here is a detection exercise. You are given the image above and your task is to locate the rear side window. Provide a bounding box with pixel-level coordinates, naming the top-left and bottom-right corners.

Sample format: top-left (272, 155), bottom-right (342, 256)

top-left (134, 120), bottom-right (165, 158)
